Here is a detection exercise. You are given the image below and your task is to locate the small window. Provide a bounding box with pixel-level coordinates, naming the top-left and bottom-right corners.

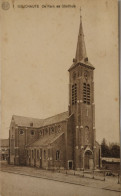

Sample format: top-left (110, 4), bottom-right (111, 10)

top-left (39, 130), bottom-right (42, 136)
top-left (51, 127), bottom-right (54, 134)
top-left (32, 150), bottom-right (34, 159)
top-left (31, 130), bottom-right (35, 135)
top-left (19, 130), bottom-right (24, 135)
top-left (27, 150), bottom-right (29, 157)
top-left (45, 128), bottom-right (48, 134)
top-left (58, 125), bottom-right (61, 133)
top-left (44, 150), bottom-right (46, 160)
top-left (37, 150), bottom-right (39, 159)
top-left (56, 150), bottom-right (60, 160)
top-left (43, 129), bottom-right (44, 136)
top-left (48, 149), bottom-right (50, 159)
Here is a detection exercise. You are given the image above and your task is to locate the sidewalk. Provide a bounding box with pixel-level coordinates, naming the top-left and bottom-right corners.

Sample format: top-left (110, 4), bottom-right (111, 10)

top-left (0, 163), bottom-right (121, 192)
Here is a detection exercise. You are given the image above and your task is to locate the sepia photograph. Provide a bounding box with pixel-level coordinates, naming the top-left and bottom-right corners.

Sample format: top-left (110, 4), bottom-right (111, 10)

top-left (0, 0), bottom-right (120, 195)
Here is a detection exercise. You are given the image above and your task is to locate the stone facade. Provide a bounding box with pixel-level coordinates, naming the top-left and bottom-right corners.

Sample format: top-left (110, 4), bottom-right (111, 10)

top-left (9, 16), bottom-right (101, 170)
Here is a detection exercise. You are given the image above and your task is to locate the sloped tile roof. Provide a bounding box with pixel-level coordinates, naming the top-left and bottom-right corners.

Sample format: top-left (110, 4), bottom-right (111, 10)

top-left (12, 111), bottom-right (68, 128)
top-left (27, 132), bottom-right (64, 147)
top-left (12, 115), bottom-right (44, 127)
top-left (42, 111), bottom-right (68, 126)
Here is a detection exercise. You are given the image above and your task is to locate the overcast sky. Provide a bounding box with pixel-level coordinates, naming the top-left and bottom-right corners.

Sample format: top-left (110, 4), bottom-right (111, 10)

top-left (1, 0), bottom-right (119, 144)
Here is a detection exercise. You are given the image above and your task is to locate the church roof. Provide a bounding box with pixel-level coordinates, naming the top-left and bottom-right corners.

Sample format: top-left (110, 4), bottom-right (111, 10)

top-left (12, 111), bottom-right (68, 128)
top-left (12, 115), bottom-right (44, 128)
top-left (27, 132), bottom-right (64, 147)
top-left (42, 111), bottom-right (68, 126)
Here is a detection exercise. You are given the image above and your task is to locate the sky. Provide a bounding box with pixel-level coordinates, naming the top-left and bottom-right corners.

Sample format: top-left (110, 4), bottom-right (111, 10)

top-left (1, 0), bottom-right (120, 144)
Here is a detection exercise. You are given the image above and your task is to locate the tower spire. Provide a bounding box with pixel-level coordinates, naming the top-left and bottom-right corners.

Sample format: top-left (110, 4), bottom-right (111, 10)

top-left (75, 10), bottom-right (87, 62)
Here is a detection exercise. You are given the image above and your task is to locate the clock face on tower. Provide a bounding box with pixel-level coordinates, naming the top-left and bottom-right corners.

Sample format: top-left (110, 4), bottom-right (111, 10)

top-left (84, 71), bottom-right (88, 80)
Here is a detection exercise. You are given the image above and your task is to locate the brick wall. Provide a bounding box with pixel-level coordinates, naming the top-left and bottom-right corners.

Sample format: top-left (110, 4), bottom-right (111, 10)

top-left (66, 114), bottom-right (74, 168)
top-left (51, 133), bottom-right (66, 169)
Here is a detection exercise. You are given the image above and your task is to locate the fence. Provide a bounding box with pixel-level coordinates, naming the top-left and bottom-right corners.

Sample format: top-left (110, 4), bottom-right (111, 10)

top-left (51, 168), bottom-right (121, 184)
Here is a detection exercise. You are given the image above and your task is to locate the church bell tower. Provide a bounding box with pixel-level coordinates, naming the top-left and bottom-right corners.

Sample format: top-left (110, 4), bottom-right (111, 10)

top-left (68, 15), bottom-right (96, 170)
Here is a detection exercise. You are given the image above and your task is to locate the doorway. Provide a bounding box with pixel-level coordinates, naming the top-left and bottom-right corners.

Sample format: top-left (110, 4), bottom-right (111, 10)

top-left (84, 150), bottom-right (93, 170)
top-left (68, 161), bottom-right (73, 170)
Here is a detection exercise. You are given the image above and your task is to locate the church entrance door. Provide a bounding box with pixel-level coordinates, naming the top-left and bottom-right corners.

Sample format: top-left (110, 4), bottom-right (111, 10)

top-left (84, 150), bottom-right (93, 170)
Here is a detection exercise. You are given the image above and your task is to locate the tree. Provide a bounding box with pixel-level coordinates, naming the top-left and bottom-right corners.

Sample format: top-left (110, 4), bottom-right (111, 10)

top-left (101, 138), bottom-right (111, 157)
top-left (110, 144), bottom-right (120, 158)
top-left (101, 138), bottom-right (120, 158)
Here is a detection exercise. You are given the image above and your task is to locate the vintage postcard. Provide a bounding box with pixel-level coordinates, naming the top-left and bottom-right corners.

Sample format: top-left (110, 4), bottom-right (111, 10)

top-left (0, 0), bottom-right (120, 196)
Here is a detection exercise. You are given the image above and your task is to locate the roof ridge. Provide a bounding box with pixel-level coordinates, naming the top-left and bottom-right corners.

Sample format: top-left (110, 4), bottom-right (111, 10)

top-left (13, 115), bottom-right (43, 121)
top-left (13, 111), bottom-right (68, 121)
top-left (44, 111), bottom-right (68, 120)
top-left (12, 111), bottom-right (68, 128)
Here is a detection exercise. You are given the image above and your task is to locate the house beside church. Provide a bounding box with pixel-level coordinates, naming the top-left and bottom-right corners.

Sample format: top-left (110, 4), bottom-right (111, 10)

top-left (9, 15), bottom-right (101, 170)
top-left (0, 139), bottom-right (9, 161)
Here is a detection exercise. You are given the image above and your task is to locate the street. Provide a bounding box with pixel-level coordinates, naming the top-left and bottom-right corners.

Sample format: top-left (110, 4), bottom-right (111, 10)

top-left (0, 171), bottom-right (120, 196)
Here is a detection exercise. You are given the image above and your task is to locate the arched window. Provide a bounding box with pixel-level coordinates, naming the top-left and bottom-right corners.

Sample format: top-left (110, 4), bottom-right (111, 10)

top-left (32, 150), bottom-right (34, 159)
top-left (56, 150), bottom-right (60, 160)
top-left (26, 150), bottom-right (28, 157)
top-left (48, 149), bottom-right (50, 159)
top-left (45, 128), bottom-right (48, 134)
top-left (58, 125), bottom-right (61, 133)
top-left (85, 126), bottom-right (90, 144)
top-left (37, 150), bottom-right (39, 159)
top-left (44, 150), bottom-right (46, 160)
top-left (43, 129), bottom-right (44, 136)
top-left (39, 130), bottom-right (42, 136)
top-left (51, 127), bottom-right (54, 134)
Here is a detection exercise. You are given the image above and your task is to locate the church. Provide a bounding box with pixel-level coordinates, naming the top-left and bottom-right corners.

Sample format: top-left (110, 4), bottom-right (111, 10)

top-left (9, 16), bottom-right (101, 170)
